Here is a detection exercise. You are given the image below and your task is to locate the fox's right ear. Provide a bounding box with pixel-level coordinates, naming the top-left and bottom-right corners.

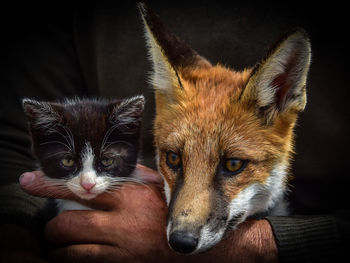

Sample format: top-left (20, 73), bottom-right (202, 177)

top-left (138, 2), bottom-right (211, 104)
top-left (22, 98), bottom-right (61, 130)
top-left (241, 29), bottom-right (311, 125)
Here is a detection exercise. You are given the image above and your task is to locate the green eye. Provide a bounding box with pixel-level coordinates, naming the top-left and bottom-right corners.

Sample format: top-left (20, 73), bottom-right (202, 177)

top-left (166, 151), bottom-right (181, 170)
top-left (223, 159), bottom-right (247, 175)
top-left (61, 158), bottom-right (75, 168)
top-left (101, 158), bottom-right (115, 167)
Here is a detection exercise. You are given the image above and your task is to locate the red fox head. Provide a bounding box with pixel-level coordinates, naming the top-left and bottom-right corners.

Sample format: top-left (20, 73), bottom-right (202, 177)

top-left (139, 3), bottom-right (311, 254)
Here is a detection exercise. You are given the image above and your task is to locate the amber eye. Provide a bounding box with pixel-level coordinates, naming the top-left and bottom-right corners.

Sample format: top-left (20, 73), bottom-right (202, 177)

top-left (101, 158), bottom-right (115, 167)
top-left (61, 158), bottom-right (75, 168)
top-left (223, 159), bottom-right (247, 175)
top-left (166, 151), bottom-right (181, 170)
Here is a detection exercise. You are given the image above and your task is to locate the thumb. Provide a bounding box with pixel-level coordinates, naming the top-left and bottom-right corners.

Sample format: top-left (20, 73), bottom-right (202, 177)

top-left (19, 171), bottom-right (77, 200)
top-left (134, 164), bottom-right (163, 186)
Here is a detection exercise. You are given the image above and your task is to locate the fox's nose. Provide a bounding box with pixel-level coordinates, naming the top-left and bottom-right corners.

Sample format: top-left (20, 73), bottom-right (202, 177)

top-left (169, 231), bottom-right (198, 254)
top-left (81, 182), bottom-right (95, 191)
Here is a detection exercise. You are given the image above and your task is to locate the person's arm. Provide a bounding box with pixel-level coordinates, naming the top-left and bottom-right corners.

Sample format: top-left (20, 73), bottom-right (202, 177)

top-left (266, 214), bottom-right (344, 262)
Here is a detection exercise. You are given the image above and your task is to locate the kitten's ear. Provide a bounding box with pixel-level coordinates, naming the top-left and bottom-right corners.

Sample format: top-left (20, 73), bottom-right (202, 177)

top-left (241, 29), bottom-right (311, 125)
top-left (22, 98), bottom-right (61, 129)
top-left (109, 95), bottom-right (145, 127)
top-left (138, 3), bottom-right (211, 102)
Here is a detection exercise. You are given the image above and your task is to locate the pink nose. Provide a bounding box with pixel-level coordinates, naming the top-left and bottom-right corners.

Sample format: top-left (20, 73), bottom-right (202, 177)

top-left (81, 182), bottom-right (96, 191)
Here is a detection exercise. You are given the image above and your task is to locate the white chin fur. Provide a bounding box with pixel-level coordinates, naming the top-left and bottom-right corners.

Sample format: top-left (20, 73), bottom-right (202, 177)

top-left (227, 163), bottom-right (289, 222)
top-left (56, 199), bottom-right (92, 213)
top-left (196, 225), bottom-right (226, 253)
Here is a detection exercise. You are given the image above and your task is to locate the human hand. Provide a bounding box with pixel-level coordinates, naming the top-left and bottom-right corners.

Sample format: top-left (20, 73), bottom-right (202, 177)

top-left (19, 165), bottom-right (187, 263)
top-left (19, 166), bottom-right (278, 263)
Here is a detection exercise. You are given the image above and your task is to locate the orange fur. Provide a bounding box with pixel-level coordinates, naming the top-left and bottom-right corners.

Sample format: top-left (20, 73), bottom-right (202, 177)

top-left (154, 65), bottom-right (296, 216)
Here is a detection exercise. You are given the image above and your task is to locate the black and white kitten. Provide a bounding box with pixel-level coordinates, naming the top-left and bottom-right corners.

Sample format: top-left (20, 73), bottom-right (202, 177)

top-left (22, 95), bottom-right (145, 212)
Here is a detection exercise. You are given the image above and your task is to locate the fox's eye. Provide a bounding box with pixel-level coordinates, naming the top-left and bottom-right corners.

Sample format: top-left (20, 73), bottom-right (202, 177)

top-left (166, 151), bottom-right (181, 170)
top-left (101, 158), bottom-right (115, 167)
top-left (61, 158), bottom-right (75, 168)
top-left (223, 159), bottom-right (247, 175)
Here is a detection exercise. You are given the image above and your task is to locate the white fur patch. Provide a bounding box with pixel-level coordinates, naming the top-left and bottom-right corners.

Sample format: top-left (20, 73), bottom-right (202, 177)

top-left (265, 163), bottom-right (289, 215)
top-left (163, 178), bottom-right (171, 206)
top-left (227, 163), bottom-right (288, 223)
top-left (196, 224), bottom-right (225, 253)
top-left (56, 199), bottom-right (92, 213)
top-left (166, 220), bottom-right (172, 242)
top-left (62, 142), bottom-right (110, 209)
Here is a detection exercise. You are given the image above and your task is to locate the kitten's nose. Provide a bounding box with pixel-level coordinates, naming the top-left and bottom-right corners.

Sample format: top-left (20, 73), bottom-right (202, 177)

top-left (81, 182), bottom-right (96, 191)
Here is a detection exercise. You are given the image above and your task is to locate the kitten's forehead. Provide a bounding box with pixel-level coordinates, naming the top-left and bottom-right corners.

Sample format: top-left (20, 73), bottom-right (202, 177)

top-left (59, 100), bottom-right (111, 143)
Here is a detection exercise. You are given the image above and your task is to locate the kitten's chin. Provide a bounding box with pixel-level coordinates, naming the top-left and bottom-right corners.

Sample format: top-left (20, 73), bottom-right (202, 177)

top-left (77, 192), bottom-right (99, 200)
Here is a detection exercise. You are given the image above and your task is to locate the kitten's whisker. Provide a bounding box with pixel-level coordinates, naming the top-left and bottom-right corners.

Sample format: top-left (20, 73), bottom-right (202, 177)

top-left (101, 123), bottom-right (122, 152)
top-left (60, 125), bottom-right (75, 152)
top-left (47, 127), bottom-right (74, 152)
top-left (46, 151), bottom-right (71, 159)
top-left (40, 140), bottom-right (72, 152)
top-left (103, 140), bottom-right (132, 151)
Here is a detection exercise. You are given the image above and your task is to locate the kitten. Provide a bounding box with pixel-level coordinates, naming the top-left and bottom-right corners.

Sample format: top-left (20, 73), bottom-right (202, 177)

top-left (22, 95), bottom-right (145, 212)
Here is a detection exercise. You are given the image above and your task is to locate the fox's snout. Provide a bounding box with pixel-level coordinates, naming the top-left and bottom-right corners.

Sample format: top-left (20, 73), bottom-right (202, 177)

top-left (165, 177), bottom-right (230, 253)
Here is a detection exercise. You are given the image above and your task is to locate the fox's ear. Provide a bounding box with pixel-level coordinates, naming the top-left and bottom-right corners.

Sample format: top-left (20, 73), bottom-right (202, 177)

top-left (241, 29), bottom-right (311, 125)
top-left (138, 3), bottom-right (211, 101)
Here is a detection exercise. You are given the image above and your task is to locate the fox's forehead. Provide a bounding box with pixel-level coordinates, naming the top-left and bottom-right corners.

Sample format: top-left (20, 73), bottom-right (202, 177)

top-left (157, 107), bottom-right (283, 162)
top-left (180, 66), bottom-right (252, 104)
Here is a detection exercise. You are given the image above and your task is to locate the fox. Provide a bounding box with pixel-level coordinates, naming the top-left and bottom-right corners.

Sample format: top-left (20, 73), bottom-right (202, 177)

top-left (138, 3), bottom-right (311, 254)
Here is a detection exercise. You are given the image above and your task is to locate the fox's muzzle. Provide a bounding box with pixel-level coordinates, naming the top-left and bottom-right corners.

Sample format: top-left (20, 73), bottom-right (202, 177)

top-left (166, 176), bottom-right (230, 254)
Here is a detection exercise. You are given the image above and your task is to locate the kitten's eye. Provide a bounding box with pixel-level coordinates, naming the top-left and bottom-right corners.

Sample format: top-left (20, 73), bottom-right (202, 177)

top-left (61, 158), bottom-right (75, 168)
top-left (101, 158), bottom-right (115, 167)
top-left (223, 159), bottom-right (247, 175)
top-left (166, 151), bottom-right (181, 170)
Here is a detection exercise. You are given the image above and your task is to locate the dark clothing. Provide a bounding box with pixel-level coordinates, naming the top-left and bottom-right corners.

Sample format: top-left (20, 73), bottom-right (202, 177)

top-left (0, 2), bottom-right (348, 262)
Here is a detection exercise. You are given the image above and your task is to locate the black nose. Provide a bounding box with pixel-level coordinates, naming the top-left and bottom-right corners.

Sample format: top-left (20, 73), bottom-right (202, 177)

top-left (169, 231), bottom-right (198, 254)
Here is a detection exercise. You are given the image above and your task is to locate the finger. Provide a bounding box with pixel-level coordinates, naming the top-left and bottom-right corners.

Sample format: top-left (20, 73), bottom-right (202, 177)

top-left (19, 171), bottom-right (78, 201)
top-left (135, 164), bottom-right (163, 186)
top-left (45, 210), bottom-right (115, 245)
top-left (50, 244), bottom-right (119, 263)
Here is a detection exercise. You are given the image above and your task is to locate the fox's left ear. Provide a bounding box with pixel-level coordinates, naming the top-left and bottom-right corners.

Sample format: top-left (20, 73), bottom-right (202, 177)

top-left (241, 29), bottom-right (311, 124)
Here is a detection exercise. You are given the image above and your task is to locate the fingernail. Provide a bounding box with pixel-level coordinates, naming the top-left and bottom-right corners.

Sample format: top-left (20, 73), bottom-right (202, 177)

top-left (19, 172), bottom-right (35, 186)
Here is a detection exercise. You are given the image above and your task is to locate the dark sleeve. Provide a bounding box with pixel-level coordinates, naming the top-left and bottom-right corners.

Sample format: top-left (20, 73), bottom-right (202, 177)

top-left (266, 213), bottom-right (346, 262)
top-left (0, 3), bottom-right (94, 232)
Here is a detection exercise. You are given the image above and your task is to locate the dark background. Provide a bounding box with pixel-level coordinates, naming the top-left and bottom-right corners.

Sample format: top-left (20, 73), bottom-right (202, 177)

top-left (1, 1), bottom-right (349, 214)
